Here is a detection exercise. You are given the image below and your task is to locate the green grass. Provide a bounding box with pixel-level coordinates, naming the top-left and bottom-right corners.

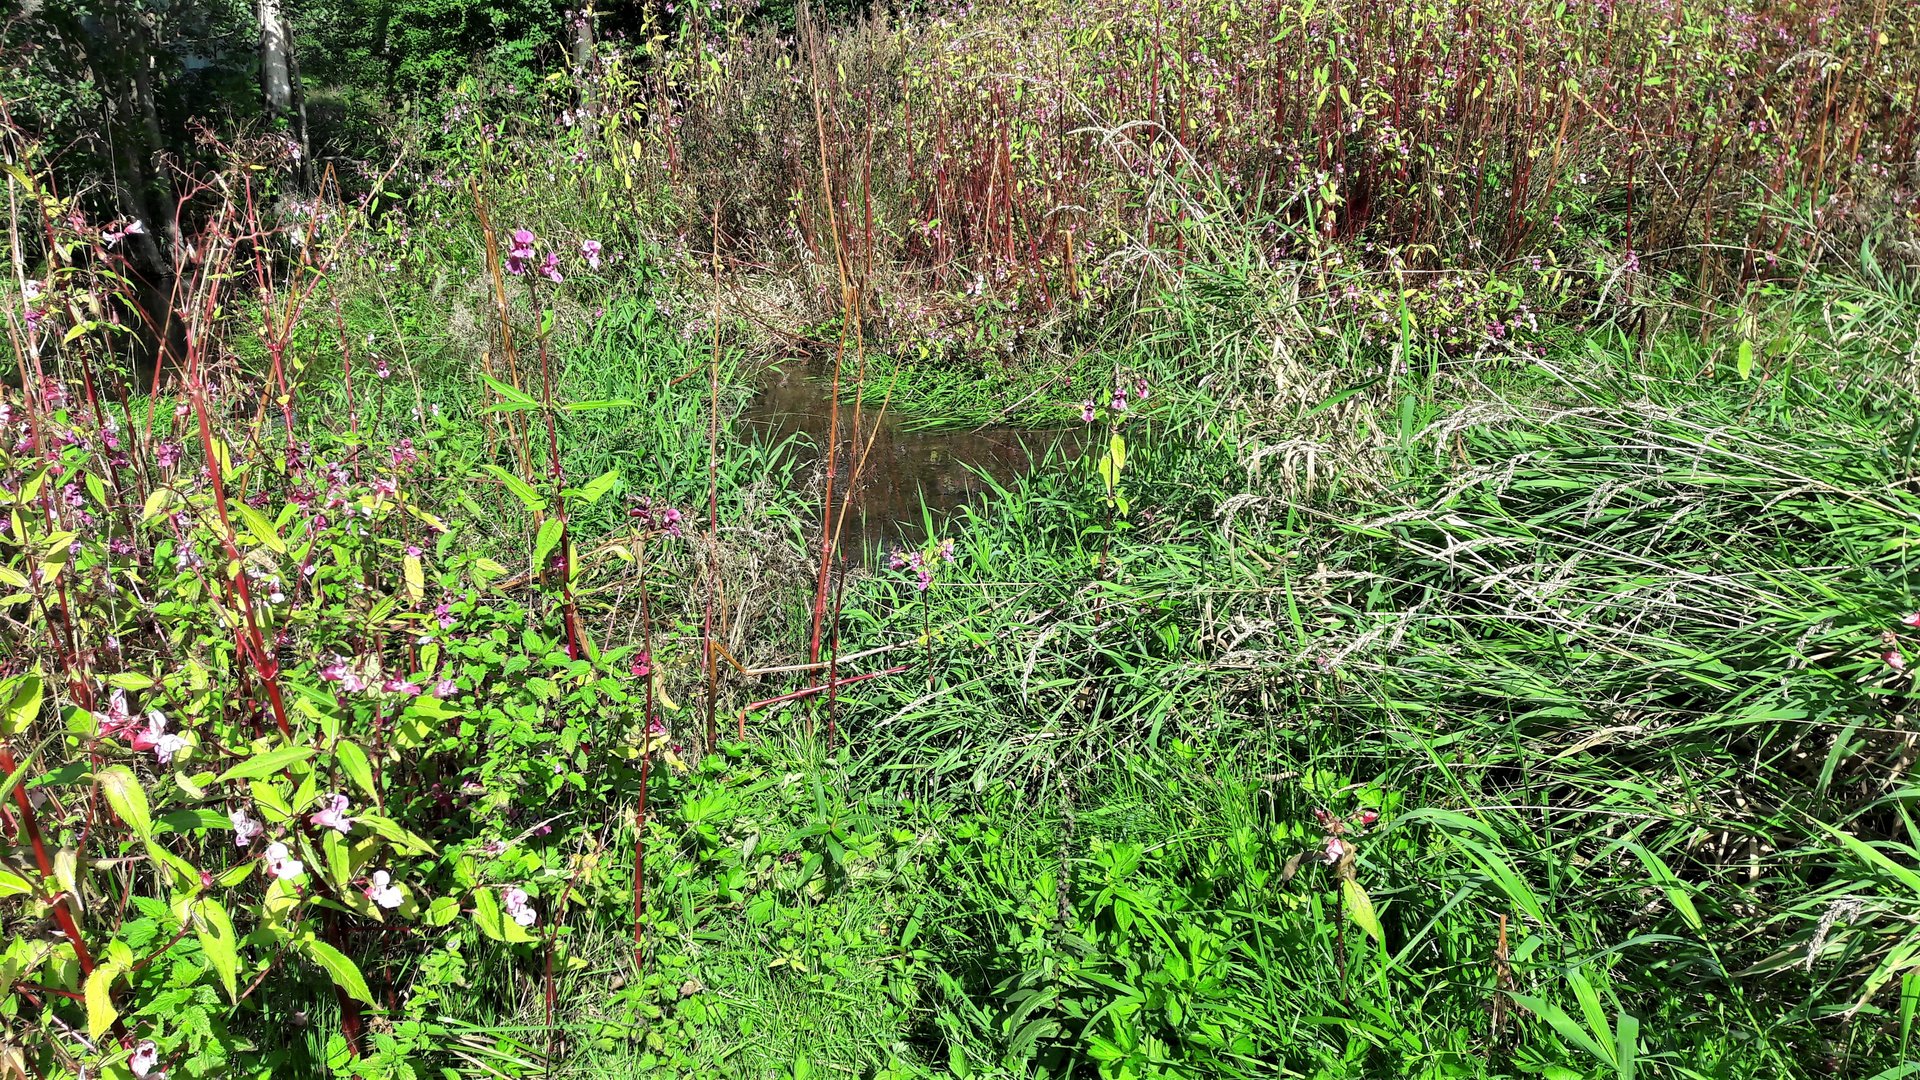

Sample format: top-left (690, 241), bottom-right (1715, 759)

top-left (342, 253), bottom-right (1920, 1078)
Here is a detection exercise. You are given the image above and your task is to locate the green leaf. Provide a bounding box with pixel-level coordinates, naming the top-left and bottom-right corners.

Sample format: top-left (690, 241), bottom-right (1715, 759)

top-left (1, 674), bottom-right (43, 736)
top-left (334, 740), bottom-right (379, 805)
top-left (85, 960), bottom-right (122, 1037)
top-left (0, 867), bottom-right (33, 900)
top-left (1736, 338), bottom-right (1754, 381)
top-left (233, 502), bottom-right (287, 553)
top-left (193, 898), bottom-right (241, 1002)
top-left (480, 374), bottom-right (538, 408)
top-left (215, 745), bottom-right (316, 784)
top-left (573, 468), bottom-right (620, 505)
top-left (532, 518), bottom-right (565, 572)
top-left (1342, 878), bottom-right (1382, 944)
top-left (425, 896), bottom-right (461, 927)
top-left (299, 936), bottom-right (374, 1005)
top-left (96, 766), bottom-right (153, 840)
top-left (1510, 992), bottom-right (1612, 1064)
top-left (355, 813), bottom-right (437, 857)
top-left (0, 740), bottom-right (41, 808)
top-left (480, 465), bottom-right (547, 513)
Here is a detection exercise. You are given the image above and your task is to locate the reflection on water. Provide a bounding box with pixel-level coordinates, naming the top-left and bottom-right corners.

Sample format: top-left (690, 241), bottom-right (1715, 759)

top-left (742, 365), bottom-right (1086, 557)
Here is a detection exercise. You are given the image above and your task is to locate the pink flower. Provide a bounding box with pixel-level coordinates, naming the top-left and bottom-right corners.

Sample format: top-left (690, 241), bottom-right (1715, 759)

top-left (540, 252), bottom-right (564, 284)
top-left (937, 539), bottom-right (956, 563)
top-left (130, 710), bottom-right (167, 754)
top-left (915, 566), bottom-right (933, 592)
top-left (504, 886), bottom-right (538, 928)
top-left (1322, 836), bottom-right (1346, 866)
top-left (264, 841), bottom-right (305, 881)
top-left (506, 229), bottom-right (537, 276)
top-left (130, 1039), bottom-right (160, 1077)
top-left (365, 870), bottom-right (403, 909)
top-left (1903, 613), bottom-right (1920, 628)
top-left (434, 677), bottom-right (458, 698)
top-left (1888, 650), bottom-right (1909, 672)
top-left (382, 677), bottom-right (421, 696)
top-left (1080, 399), bottom-right (1097, 423)
top-left (154, 442), bottom-right (181, 469)
top-left (629, 652), bottom-right (652, 678)
top-left (95, 688), bottom-right (134, 737)
top-left (581, 239), bottom-right (603, 269)
top-left (1109, 389), bottom-right (1128, 414)
top-left (1353, 809), bottom-right (1379, 827)
top-left (309, 793), bottom-right (353, 834)
top-left (481, 839), bottom-right (507, 857)
top-left (230, 807), bottom-right (263, 848)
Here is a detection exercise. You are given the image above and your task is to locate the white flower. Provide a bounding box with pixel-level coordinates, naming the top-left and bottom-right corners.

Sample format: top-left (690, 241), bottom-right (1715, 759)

top-left (503, 886), bottom-right (537, 928)
top-left (366, 870), bottom-right (403, 909)
top-left (130, 1039), bottom-right (160, 1077)
top-left (264, 841), bottom-right (305, 881)
top-left (230, 807), bottom-right (263, 848)
top-left (153, 732), bottom-right (189, 765)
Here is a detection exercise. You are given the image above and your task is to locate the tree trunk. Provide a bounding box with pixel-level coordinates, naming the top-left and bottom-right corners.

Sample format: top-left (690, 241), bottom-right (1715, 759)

top-left (287, 30), bottom-right (314, 185)
top-left (257, 0), bottom-right (294, 118)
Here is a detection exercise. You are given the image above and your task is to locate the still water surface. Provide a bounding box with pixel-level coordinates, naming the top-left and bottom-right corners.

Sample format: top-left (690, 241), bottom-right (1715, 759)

top-left (741, 365), bottom-right (1086, 556)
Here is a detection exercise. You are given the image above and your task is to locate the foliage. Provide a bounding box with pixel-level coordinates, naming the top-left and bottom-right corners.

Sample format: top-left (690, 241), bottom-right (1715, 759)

top-left (5, 0), bottom-right (1920, 1076)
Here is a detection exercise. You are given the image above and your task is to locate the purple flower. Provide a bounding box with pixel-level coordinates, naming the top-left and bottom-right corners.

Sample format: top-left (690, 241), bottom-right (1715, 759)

top-left (581, 239), bottom-right (603, 269)
top-left (434, 677), bottom-right (458, 698)
top-left (629, 652), bottom-right (652, 678)
top-left (481, 839), bottom-right (507, 856)
top-left (540, 252), bottom-right (564, 284)
top-left (309, 793), bottom-right (353, 834)
top-left (390, 439), bottom-right (418, 469)
top-left (382, 677), bottom-right (421, 697)
top-left (1080, 399), bottom-right (1097, 423)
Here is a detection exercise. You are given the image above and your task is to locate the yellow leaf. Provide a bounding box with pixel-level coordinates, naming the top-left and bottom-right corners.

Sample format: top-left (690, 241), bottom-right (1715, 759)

top-left (85, 961), bottom-right (121, 1038)
top-left (404, 555), bottom-right (424, 605)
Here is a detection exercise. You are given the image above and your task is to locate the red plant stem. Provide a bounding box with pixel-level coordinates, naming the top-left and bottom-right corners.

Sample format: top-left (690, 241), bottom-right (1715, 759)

top-left (0, 743), bottom-right (95, 975)
top-left (633, 538), bottom-right (655, 966)
top-left (182, 221), bottom-right (296, 741)
top-left (806, 19), bottom-right (852, 668)
top-left (703, 203), bottom-right (723, 751)
top-left (739, 664), bottom-right (908, 717)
